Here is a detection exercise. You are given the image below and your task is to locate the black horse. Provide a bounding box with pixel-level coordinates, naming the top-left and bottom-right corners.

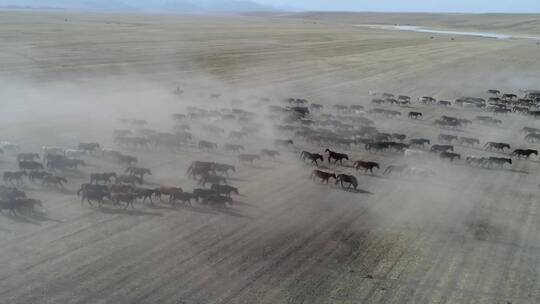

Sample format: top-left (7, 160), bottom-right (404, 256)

top-left (410, 138), bottom-right (430, 147)
top-left (440, 152), bottom-right (461, 162)
top-left (430, 145), bottom-right (454, 153)
top-left (408, 112), bottom-right (423, 119)
top-left (353, 160), bottom-right (380, 174)
top-left (511, 149), bottom-right (538, 158)
top-left (325, 149), bottom-right (349, 165)
top-left (335, 174), bottom-right (358, 190)
top-left (484, 142), bottom-right (510, 152)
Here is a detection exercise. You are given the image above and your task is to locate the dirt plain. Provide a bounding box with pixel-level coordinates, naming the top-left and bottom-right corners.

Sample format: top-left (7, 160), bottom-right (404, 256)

top-left (1, 10), bottom-right (540, 304)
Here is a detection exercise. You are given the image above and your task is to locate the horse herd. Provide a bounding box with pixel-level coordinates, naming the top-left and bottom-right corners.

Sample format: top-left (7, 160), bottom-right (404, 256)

top-left (1, 86), bottom-right (539, 217)
top-left (280, 89), bottom-right (540, 192)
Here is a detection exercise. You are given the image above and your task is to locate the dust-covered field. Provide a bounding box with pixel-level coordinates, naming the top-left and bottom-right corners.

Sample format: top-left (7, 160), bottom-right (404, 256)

top-left (1, 10), bottom-right (540, 304)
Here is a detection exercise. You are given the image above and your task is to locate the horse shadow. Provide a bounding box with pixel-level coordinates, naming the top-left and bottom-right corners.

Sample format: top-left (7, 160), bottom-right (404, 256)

top-left (213, 206), bottom-right (249, 218)
top-left (145, 203), bottom-right (176, 211)
top-left (44, 187), bottom-right (77, 195)
top-left (98, 207), bottom-right (162, 217)
top-left (173, 204), bottom-right (220, 215)
top-left (31, 211), bottom-right (63, 223)
top-left (249, 164), bottom-right (273, 170)
top-left (337, 187), bottom-right (373, 195)
top-left (2, 213), bottom-right (41, 225)
top-left (227, 177), bottom-right (246, 182)
top-left (231, 199), bottom-right (253, 207)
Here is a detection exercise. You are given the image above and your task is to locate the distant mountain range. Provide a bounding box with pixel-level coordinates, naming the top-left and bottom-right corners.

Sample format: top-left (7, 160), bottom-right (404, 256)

top-left (0, 0), bottom-right (272, 12)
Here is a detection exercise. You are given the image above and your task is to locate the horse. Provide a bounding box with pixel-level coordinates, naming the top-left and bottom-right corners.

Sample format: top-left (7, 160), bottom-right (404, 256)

top-left (42, 175), bottom-right (67, 188)
top-left (300, 151), bottom-right (324, 165)
top-left (80, 189), bottom-right (111, 206)
top-left (115, 154), bottom-right (138, 166)
top-left (3, 171), bottom-right (26, 185)
top-left (18, 161), bottom-right (44, 171)
top-left (156, 187), bottom-right (183, 202)
top-left (408, 112), bottom-right (423, 119)
top-left (210, 184), bottom-right (239, 197)
top-left (187, 162), bottom-right (214, 179)
top-left (47, 158), bottom-right (85, 171)
top-left (90, 172), bottom-right (117, 184)
top-left (383, 164), bottom-right (408, 175)
top-left (193, 188), bottom-right (218, 202)
top-left (202, 195), bottom-right (233, 207)
top-left (238, 154), bottom-right (261, 164)
top-left (310, 170), bottom-right (336, 183)
top-left (0, 198), bottom-right (42, 216)
top-left (112, 192), bottom-right (137, 208)
top-left (198, 140), bottom-right (218, 151)
top-left (487, 157), bottom-right (512, 168)
top-left (261, 149), bottom-right (280, 159)
top-left (365, 142), bottom-right (389, 153)
top-left (440, 152), bottom-right (461, 162)
top-left (335, 174), bottom-right (358, 190)
top-left (353, 160), bottom-right (380, 174)
top-left (438, 134), bottom-right (458, 143)
top-left (134, 188), bottom-right (158, 204)
top-left (409, 138), bottom-right (430, 147)
top-left (325, 149), bottom-right (349, 165)
top-left (229, 131), bottom-right (249, 140)
top-left (430, 145), bottom-right (454, 153)
top-left (213, 163), bottom-right (236, 176)
top-left (170, 191), bottom-right (194, 206)
top-left (466, 156), bottom-right (489, 167)
top-left (484, 142), bottom-right (510, 152)
top-left (511, 149), bottom-right (538, 158)
top-left (224, 144), bottom-right (244, 153)
top-left (17, 153), bottom-right (39, 162)
top-left (28, 171), bottom-right (50, 183)
top-left (525, 133), bottom-right (540, 143)
top-left (125, 167), bottom-right (151, 182)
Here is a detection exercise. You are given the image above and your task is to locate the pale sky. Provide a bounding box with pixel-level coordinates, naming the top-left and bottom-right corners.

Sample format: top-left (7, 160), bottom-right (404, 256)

top-left (255, 0), bottom-right (540, 13)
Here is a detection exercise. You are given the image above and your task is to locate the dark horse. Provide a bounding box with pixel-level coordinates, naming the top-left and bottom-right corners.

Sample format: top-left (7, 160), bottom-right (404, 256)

top-left (484, 142), bottom-right (510, 152)
top-left (353, 160), bottom-right (380, 174)
top-left (310, 170), bottom-right (336, 183)
top-left (300, 151), bottom-right (324, 165)
top-left (325, 149), bottom-right (349, 165)
top-left (335, 174), bottom-right (358, 190)
top-left (511, 149), bottom-right (538, 158)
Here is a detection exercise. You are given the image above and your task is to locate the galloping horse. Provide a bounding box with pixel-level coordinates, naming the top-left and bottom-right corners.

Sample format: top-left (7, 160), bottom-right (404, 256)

top-left (310, 170), bottom-right (336, 183)
top-left (325, 149), bottom-right (349, 165)
top-left (300, 151), bottom-right (324, 165)
top-left (484, 142), bottom-right (510, 152)
top-left (335, 174), bottom-right (358, 190)
top-left (353, 160), bottom-right (380, 174)
top-left (511, 149), bottom-right (538, 158)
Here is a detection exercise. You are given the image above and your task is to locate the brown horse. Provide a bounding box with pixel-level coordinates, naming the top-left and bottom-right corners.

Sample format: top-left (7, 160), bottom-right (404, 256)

top-left (310, 170), bottom-right (336, 183)
top-left (353, 161), bottom-right (380, 174)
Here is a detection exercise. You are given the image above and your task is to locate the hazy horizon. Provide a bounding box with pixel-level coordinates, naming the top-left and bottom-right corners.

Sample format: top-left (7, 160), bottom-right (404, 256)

top-left (1, 0), bottom-right (540, 13)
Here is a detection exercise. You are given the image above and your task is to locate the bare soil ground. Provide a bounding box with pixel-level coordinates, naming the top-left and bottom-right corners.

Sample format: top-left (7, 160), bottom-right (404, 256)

top-left (1, 11), bottom-right (540, 304)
